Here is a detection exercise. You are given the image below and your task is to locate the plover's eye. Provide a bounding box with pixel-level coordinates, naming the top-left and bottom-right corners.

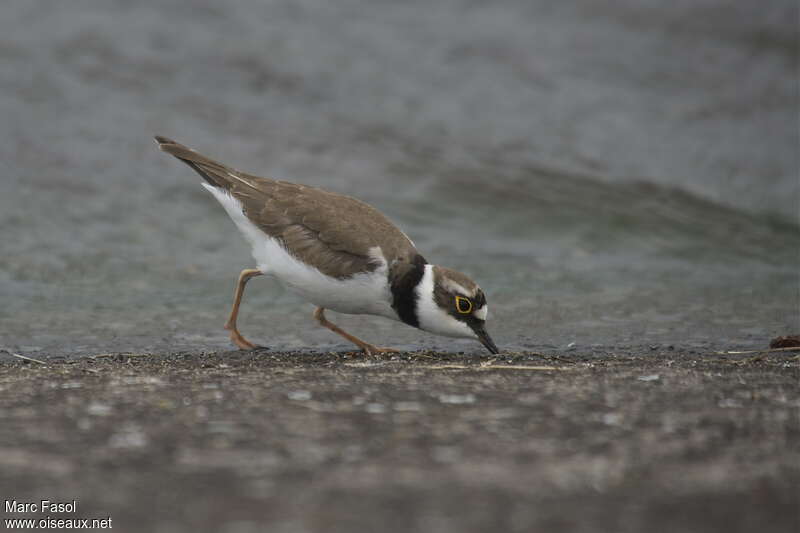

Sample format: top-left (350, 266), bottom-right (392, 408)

top-left (455, 296), bottom-right (472, 314)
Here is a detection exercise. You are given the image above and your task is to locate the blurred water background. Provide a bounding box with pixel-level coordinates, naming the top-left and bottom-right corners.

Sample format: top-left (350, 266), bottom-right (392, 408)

top-left (1, 0), bottom-right (797, 357)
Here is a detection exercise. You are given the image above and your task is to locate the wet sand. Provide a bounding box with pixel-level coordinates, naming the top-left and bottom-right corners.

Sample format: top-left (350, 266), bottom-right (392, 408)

top-left (1, 347), bottom-right (798, 532)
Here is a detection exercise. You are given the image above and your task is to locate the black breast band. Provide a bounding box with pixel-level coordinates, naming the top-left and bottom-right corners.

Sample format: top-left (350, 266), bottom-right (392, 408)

top-left (390, 254), bottom-right (427, 328)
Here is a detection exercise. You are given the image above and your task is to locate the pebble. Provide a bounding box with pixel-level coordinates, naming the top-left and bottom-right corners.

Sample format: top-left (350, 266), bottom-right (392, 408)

top-left (87, 402), bottom-right (112, 416)
top-left (365, 403), bottom-right (386, 414)
top-left (438, 393), bottom-right (476, 405)
top-left (287, 390), bottom-right (311, 401)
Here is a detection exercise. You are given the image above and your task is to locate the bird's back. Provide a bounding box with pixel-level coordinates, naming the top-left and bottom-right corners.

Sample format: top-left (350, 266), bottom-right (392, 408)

top-left (155, 136), bottom-right (420, 279)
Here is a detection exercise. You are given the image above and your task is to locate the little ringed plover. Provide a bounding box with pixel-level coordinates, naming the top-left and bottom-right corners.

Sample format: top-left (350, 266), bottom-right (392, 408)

top-left (155, 136), bottom-right (499, 355)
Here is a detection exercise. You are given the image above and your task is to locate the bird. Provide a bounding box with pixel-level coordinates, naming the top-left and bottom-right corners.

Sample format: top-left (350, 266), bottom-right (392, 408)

top-left (154, 136), bottom-right (499, 355)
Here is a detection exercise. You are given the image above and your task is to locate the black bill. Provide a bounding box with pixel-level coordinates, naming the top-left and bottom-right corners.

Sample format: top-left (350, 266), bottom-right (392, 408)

top-left (471, 323), bottom-right (500, 354)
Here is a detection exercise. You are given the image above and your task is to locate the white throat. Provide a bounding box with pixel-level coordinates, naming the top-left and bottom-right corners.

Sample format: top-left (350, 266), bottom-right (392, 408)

top-left (414, 264), bottom-right (475, 339)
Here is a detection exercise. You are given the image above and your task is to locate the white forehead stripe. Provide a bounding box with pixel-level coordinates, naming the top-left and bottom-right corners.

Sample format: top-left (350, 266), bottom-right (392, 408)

top-left (474, 305), bottom-right (488, 321)
top-left (442, 278), bottom-right (472, 297)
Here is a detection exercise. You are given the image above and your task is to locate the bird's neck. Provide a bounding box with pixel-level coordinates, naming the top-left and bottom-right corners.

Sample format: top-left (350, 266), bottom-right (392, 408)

top-left (389, 255), bottom-right (428, 328)
top-left (411, 263), bottom-right (437, 332)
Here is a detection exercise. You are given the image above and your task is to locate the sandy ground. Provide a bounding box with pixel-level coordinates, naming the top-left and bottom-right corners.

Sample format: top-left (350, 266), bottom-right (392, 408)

top-left (1, 347), bottom-right (798, 532)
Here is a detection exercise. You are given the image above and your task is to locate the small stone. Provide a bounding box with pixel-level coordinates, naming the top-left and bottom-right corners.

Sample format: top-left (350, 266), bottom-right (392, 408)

top-left (287, 390), bottom-right (311, 401)
top-left (770, 335), bottom-right (800, 348)
top-left (439, 393), bottom-right (476, 405)
top-left (365, 403), bottom-right (386, 414)
top-left (87, 403), bottom-right (112, 416)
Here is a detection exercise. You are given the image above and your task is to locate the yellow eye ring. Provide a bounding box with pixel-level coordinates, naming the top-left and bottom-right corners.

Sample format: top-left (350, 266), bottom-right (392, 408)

top-left (455, 296), bottom-right (472, 314)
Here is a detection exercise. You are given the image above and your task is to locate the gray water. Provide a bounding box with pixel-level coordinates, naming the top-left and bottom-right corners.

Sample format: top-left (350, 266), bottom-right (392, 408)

top-left (1, 0), bottom-right (797, 357)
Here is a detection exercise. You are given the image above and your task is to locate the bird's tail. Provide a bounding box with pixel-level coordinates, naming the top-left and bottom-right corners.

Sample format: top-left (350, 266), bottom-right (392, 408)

top-left (154, 135), bottom-right (237, 189)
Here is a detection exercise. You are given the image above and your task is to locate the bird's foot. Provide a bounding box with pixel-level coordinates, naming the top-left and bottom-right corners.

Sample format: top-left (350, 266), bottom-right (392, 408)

top-left (225, 325), bottom-right (261, 350)
top-left (360, 344), bottom-right (400, 357)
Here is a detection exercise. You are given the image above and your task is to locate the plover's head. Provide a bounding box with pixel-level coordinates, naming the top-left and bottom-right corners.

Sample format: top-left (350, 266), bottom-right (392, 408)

top-left (414, 264), bottom-right (499, 354)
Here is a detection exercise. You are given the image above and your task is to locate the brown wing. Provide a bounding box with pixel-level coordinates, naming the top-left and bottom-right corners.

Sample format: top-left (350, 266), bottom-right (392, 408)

top-left (155, 136), bottom-right (420, 279)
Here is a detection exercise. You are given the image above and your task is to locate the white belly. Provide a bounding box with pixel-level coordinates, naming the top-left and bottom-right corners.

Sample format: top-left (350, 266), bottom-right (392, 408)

top-left (276, 262), bottom-right (394, 317)
top-left (203, 184), bottom-right (397, 319)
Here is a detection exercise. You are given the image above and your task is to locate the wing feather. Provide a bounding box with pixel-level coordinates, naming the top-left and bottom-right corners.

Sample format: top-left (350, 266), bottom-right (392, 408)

top-left (156, 136), bottom-right (420, 279)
